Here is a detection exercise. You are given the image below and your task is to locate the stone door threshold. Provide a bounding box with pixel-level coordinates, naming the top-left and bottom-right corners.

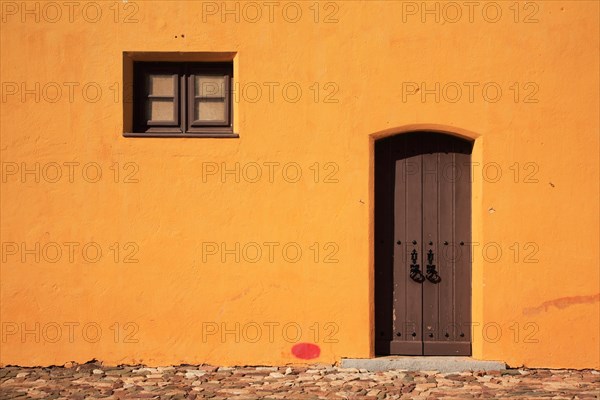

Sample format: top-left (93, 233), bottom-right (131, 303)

top-left (340, 356), bottom-right (507, 373)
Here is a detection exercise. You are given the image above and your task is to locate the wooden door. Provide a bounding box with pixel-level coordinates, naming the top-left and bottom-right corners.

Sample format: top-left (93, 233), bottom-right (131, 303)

top-left (375, 132), bottom-right (473, 356)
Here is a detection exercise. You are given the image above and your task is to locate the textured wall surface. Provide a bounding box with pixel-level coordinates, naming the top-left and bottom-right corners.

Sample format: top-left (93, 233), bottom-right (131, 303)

top-left (1, 0), bottom-right (598, 369)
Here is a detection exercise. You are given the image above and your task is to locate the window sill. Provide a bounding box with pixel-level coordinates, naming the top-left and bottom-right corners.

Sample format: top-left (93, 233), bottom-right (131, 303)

top-left (123, 132), bottom-right (239, 138)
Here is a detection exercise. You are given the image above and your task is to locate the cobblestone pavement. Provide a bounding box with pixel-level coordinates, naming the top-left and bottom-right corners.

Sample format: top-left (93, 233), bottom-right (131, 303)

top-left (1, 363), bottom-right (599, 399)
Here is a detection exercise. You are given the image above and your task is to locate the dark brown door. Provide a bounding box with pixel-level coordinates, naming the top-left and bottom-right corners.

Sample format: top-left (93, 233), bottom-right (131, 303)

top-left (375, 132), bottom-right (473, 356)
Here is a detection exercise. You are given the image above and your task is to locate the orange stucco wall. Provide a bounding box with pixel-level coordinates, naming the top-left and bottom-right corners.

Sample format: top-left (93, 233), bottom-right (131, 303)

top-left (1, 0), bottom-right (598, 369)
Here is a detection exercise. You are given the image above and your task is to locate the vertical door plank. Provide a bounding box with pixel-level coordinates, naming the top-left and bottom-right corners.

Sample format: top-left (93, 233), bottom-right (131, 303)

top-left (454, 142), bottom-right (472, 352)
top-left (391, 145), bottom-right (423, 355)
top-left (392, 153), bottom-right (408, 344)
top-left (436, 136), bottom-right (456, 347)
top-left (374, 140), bottom-right (394, 354)
top-left (422, 133), bottom-right (440, 347)
top-left (393, 137), bottom-right (424, 355)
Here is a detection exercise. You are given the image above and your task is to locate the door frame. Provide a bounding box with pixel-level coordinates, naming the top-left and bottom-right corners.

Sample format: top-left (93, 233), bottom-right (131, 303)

top-left (369, 124), bottom-right (483, 358)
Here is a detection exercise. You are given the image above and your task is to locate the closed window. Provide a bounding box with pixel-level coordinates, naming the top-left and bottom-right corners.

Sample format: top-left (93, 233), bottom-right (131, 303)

top-left (131, 62), bottom-right (234, 137)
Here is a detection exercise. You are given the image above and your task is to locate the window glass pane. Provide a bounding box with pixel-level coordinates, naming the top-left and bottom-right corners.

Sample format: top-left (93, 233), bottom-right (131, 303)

top-left (195, 99), bottom-right (226, 121)
top-left (195, 76), bottom-right (226, 97)
top-left (148, 75), bottom-right (174, 96)
top-left (146, 99), bottom-right (174, 121)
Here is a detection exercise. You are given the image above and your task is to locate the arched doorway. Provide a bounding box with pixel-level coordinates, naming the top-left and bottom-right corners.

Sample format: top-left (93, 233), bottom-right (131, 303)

top-left (374, 131), bottom-right (473, 356)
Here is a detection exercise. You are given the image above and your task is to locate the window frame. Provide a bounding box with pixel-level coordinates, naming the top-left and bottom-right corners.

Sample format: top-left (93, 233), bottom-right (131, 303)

top-left (187, 65), bottom-right (232, 133)
top-left (130, 61), bottom-right (235, 138)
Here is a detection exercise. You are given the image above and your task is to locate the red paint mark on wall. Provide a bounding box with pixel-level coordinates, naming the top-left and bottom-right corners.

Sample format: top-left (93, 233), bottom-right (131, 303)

top-left (291, 343), bottom-right (320, 360)
top-left (523, 293), bottom-right (600, 316)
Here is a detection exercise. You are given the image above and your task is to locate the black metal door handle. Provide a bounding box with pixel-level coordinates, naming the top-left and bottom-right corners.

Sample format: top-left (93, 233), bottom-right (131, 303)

top-left (426, 249), bottom-right (441, 283)
top-left (409, 249), bottom-right (425, 283)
